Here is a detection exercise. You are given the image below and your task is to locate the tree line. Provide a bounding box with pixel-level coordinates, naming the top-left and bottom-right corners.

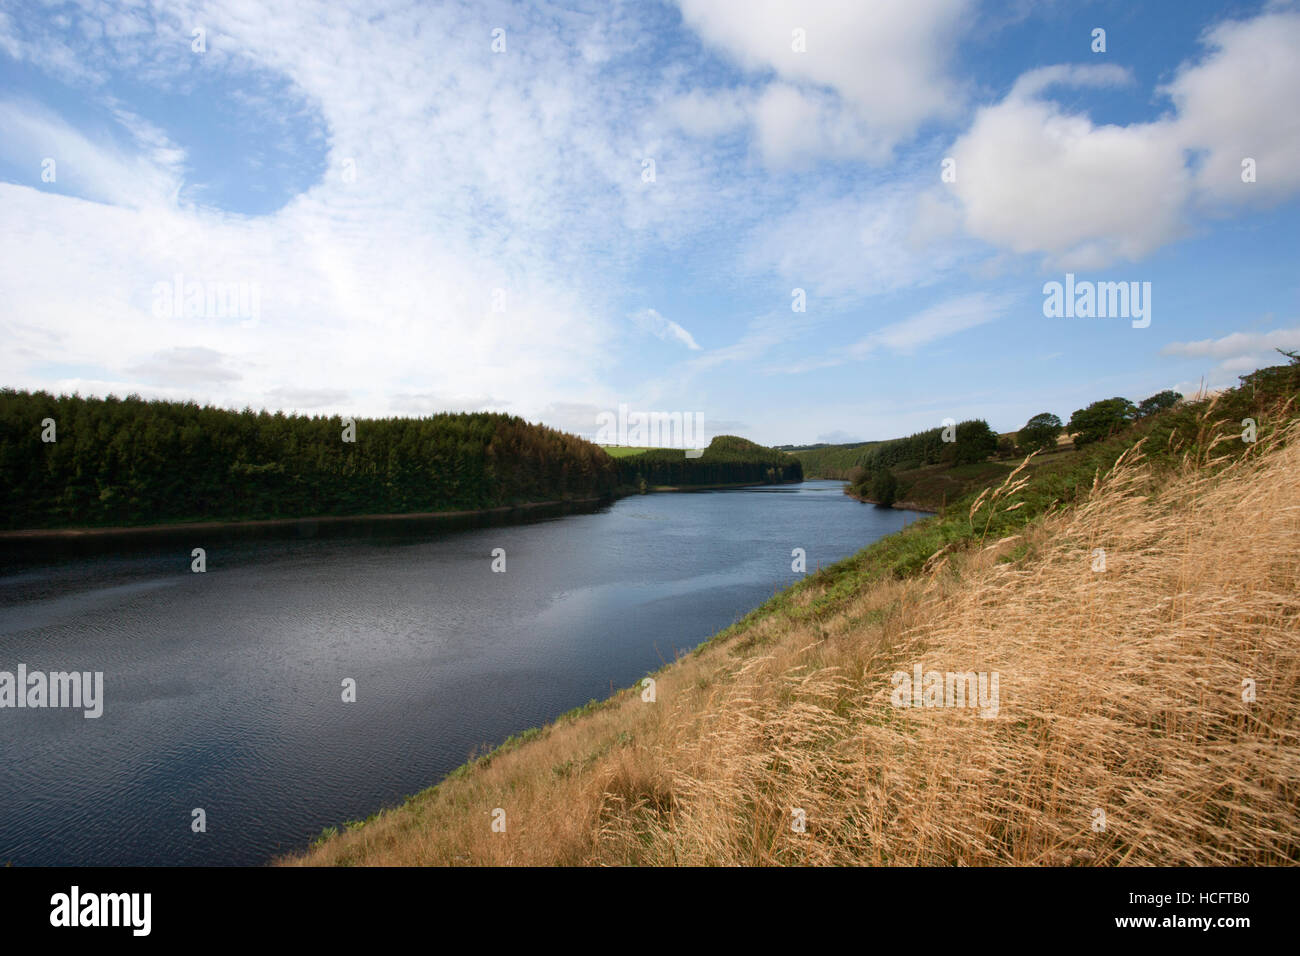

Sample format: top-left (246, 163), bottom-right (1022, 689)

top-left (1014, 389), bottom-right (1184, 454)
top-left (0, 390), bottom-right (803, 530)
top-left (613, 435), bottom-right (802, 490)
top-left (795, 420), bottom-right (1001, 482)
top-left (0, 390), bottom-right (628, 529)
top-left (840, 420), bottom-right (999, 506)
top-left (853, 420), bottom-right (999, 474)
top-left (850, 351), bottom-right (1300, 508)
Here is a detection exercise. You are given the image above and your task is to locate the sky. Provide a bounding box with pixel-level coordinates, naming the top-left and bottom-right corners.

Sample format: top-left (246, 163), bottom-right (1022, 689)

top-left (1, 0), bottom-right (1298, 446)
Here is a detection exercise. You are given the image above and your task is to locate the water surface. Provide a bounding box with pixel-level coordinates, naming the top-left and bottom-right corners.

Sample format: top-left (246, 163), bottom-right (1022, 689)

top-left (0, 481), bottom-right (921, 865)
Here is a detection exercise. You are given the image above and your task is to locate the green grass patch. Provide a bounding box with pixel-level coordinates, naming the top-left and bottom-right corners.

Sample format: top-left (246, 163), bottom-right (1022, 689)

top-left (599, 446), bottom-right (658, 458)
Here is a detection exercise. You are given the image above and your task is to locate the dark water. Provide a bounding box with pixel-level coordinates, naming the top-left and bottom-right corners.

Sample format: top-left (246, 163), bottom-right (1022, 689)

top-left (0, 481), bottom-right (921, 865)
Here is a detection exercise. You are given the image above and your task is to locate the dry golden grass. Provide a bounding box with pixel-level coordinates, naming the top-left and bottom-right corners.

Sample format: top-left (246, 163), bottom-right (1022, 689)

top-left (288, 421), bottom-right (1300, 866)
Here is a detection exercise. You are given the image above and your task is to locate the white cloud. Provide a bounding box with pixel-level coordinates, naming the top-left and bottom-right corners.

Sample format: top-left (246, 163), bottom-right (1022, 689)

top-left (777, 291), bottom-right (1014, 373)
top-left (662, 88), bottom-right (750, 138)
top-left (945, 8), bottom-right (1300, 269)
top-left (675, 0), bottom-right (971, 164)
top-left (126, 346), bottom-right (241, 386)
top-left (690, 310), bottom-right (815, 372)
top-left (631, 308), bottom-right (702, 350)
top-left (1165, 8), bottom-right (1300, 207)
top-left (815, 429), bottom-right (865, 444)
top-left (1162, 327), bottom-right (1300, 359)
top-left (265, 386), bottom-right (353, 409)
top-left (387, 391), bottom-right (506, 415)
top-left (0, 11), bottom-right (22, 61)
top-left (1161, 325), bottom-right (1300, 385)
top-left (1008, 63), bottom-right (1132, 100)
top-left (741, 181), bottom-right (976, 302)
top-left (0, 1), bottom-right (720, 424)
top-left (1215, 353), bottom-right (1276, 374)
top-left (749, 83), bottom-right (875, 168)
top-left (0, 96), bottom-right (183, 207)
top-left (860, 292), bottom-right (1011, 354)
top-left (948, 66), bottom-right (1191, 269)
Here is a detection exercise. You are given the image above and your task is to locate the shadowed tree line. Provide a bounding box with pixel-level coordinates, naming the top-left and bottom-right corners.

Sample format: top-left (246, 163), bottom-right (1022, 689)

top-left (849, 352), bottom-right (1300, 509)
top-left (803, 386), bottom-right (1230, 489)
top-left (795, 421), bottom-right (999, 481)
top-left (613, 435), bottom-right (802, 490)
top-left (0, 390), bottom-right (804, 530)
top-left (842, 420), bottom-right (998, 505)
top-left (0, 390), bottom-right (624, 529)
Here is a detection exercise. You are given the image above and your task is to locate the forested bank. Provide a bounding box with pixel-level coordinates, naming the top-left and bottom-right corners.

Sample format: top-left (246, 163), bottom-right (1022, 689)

top-left (0, 390), bottom-right (800, 530)
top-left (836, 368), bottom-right (1294, 510)
top-left (612, 435), bottom-right (801, 489)
top-left (779, 440), bottom-right (882, 479)
top-left (791, 420), bottom-right (999, 481)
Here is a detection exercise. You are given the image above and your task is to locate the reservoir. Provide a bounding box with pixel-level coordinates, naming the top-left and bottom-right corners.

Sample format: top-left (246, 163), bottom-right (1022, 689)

top-left (0, 480), bottom-right (922, 865)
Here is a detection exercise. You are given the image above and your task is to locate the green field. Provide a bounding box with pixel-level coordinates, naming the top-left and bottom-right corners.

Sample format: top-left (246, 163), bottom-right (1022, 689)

top-left (598, 445), bottom-right (658, 458)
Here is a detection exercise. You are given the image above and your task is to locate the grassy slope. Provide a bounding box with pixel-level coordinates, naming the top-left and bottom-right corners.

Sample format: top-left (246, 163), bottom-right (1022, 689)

top-left (797, 431), bottom-right (1078, 509)
top-left (288, 384), bottom-right (1300, 866)
top-left (849, 443), bottom-right (1081, 511)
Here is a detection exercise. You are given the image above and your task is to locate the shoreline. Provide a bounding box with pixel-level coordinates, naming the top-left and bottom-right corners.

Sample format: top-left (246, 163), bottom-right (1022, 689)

top-left (0, 496), bottom-right (608, 542)
top-left (645, 478), bottom-right (803, 493)
top-left (0, 479), bottom-right (805, 545)
top-left (837, 485), bottom-right (940, 515)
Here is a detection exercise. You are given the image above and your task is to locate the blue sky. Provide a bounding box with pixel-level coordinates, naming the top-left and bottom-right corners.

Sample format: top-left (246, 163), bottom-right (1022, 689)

top-left (1, 0), bottom-right (1298, 446)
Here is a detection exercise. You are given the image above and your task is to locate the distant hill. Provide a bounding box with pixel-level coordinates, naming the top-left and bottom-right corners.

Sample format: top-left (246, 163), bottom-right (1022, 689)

top-left (787, 440), bottom-right (885, 478)
top-left (610, 435), bottom-right (802, 489)
top-left (792, 421), bottom-right (999, 483)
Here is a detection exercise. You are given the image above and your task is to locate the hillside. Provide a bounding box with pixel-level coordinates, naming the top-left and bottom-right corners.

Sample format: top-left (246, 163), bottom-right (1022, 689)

top-left (612, 435), bottom-right (802, 490)
top-left (788, 440), bottom-right (885, 479)
top-left (847, 443), bottom-right (1078, 512)
top-left (793, 420), bottom-right (1018, 510)
top-left (288, 360), bottom-right (1300, 865)
top-left (802, 394), bottom-right (1228, 514)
